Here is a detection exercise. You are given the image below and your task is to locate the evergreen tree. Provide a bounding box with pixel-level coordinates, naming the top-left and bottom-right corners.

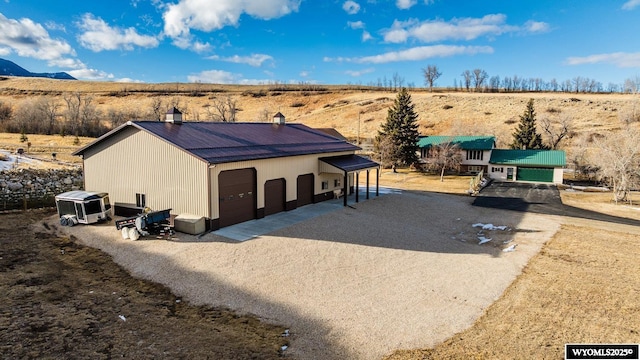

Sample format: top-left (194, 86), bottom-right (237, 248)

top-left (377, 88), bottom-right (420, 166)
top-left (510, 98), bottom-right (547, 150)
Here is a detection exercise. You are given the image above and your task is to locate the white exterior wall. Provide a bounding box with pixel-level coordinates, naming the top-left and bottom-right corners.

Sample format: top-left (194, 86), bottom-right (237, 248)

top-left (81, 127), bottom-right (209, 217)
top-left (553, 168), bottom-right (564, 184)
top-left (209, 151), bottom-right (354, 219)
top-left (488, 165), bottom-right (516, 181)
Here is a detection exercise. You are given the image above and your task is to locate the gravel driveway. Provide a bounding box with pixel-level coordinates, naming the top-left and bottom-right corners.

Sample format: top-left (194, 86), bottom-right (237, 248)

top-left (55, 190), bottom-right (560, 359)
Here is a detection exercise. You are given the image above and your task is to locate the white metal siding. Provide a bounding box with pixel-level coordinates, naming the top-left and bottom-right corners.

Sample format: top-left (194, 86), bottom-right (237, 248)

top-left (82, 128), bottom-right (209, 217)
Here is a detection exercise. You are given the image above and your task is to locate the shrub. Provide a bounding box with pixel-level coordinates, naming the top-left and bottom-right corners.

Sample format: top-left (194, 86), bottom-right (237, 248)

top-left (442, 104), bottom-right (453, 110)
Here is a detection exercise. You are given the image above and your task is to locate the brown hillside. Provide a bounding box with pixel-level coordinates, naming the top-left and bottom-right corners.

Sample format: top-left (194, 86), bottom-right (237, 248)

top-left (1, 76), bottom-right (639, 158)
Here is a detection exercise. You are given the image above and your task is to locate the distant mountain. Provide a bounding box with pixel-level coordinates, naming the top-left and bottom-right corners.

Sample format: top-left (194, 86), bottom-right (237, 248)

top-left (0, 58), bottom-right (76, 80)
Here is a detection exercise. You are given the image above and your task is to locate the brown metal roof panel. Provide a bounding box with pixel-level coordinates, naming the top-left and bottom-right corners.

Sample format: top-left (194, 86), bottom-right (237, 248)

top-left (193, 142), bottom-right (359, 164)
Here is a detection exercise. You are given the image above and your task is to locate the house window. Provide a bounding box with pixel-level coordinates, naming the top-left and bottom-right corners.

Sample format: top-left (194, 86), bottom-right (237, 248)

top-left (491, 167), bottom-right (504, 173)
top-left (468, 166), bottom-right (483, 174)
top-left (334, 179), bottom-right (341, 187)
top-left (466, 150), bottom-right (483, 161)
top-left (136, 193), bottom-right (146, 208)
top-left (321, 181), bottom-right (329, 190)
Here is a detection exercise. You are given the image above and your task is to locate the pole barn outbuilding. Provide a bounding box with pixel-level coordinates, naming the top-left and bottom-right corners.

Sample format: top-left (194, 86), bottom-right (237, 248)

top-left (73, 113), bottom-right (379, 230)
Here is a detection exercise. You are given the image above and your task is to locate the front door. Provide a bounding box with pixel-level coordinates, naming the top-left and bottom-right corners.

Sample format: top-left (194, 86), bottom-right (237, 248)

top-left (506, 167), bottom-right (514, 181)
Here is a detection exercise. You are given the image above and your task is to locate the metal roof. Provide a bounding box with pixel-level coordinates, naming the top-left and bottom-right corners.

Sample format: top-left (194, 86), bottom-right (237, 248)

top-left (74, 121), bottom-right (360, 164)
top-left (489, 149), bottom-right (566, 167)
top-left (418, 136), bottom-right (495, 150)
top-left (320, 155), bottom-right (379, 172)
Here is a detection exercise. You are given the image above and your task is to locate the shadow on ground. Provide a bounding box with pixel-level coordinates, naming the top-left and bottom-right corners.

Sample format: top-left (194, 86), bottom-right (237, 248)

top-left (472, 182), bottom-right (640, 227)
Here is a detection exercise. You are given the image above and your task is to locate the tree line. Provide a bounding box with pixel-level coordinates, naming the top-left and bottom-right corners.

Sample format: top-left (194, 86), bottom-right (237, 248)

top-left (0, 92), bottom-right (244, 138)
top-left (419, 65), bottom-right (640, 94)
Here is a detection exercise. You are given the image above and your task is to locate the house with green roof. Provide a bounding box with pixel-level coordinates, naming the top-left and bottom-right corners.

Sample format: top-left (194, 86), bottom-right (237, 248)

top-left (418, 136), bottom-right (566, 184)
top-left (418, 135), bottom-right (496, 175)
top-left (488, 149), bottom-right (566, 184)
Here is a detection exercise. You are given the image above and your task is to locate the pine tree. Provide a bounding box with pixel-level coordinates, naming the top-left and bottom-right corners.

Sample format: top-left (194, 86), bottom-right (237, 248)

top-left (377, 88), bottom-right (420, 166)
top-left (510, 98), bottom-right (547, 150)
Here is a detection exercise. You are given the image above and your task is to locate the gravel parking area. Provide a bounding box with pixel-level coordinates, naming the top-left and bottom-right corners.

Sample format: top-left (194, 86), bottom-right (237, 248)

top-left (54, 190), bottom-right (560, 359)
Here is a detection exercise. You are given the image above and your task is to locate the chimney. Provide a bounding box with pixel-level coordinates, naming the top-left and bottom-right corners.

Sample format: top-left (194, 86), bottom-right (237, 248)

top-left (273, 112), bottom-right (285, 125)
top-left (165, 107), bottom-right (183, 124)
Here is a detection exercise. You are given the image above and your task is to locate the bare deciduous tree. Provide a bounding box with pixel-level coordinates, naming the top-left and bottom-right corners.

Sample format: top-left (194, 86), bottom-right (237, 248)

top-left (472, 69), bottom-right (488, 91)
top-left (422, 65), bottom-right (442, 92)
top-left (427, 140), bottom-right (462, 181)
top-left (591, 127), bottom-right (640, 203)
top-left (540, 115), bottom-right (572, 149)
top-left (461, 70), bottom-right (472, 91)
top-left (150, 97), bottom-right (166, 121)
top-left (206, 95), bottom-right (238, 122)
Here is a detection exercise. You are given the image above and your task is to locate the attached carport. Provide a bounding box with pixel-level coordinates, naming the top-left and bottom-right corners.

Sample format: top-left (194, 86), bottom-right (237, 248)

top-left (489, 149), bottom-right (566, 184)
top-left (319, 155), bottom-right (380, 206)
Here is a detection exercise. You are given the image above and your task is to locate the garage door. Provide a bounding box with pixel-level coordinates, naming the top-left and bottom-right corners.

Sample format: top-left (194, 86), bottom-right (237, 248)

top-left (516, 167), bottom-right (554, 182)
top-left (219, 168), bottom-right (256, 227)
top-left (296, 173), bottom-right (314, 207)
top-left (264, 178), bottom-right (286, 216)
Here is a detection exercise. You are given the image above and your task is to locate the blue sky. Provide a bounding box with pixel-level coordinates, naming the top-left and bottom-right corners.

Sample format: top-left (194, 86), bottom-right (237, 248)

top-left (1, 0), bottom-right (639, 87)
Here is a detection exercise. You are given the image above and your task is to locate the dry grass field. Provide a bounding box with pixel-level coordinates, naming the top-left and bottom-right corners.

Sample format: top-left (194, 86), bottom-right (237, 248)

top-left (2, 76), bottom-right (640, 155)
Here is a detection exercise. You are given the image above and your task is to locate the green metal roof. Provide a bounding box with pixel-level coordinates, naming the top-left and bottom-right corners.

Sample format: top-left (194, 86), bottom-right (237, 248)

top-left (417, 136), bottom-right (495, 150)
top-left (489, 149), bottom-right (566, 167)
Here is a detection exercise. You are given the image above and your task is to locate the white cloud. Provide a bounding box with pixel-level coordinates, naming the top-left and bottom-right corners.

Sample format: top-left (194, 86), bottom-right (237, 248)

top-left (396, 0), bottom-right (417, 10)
top-left (342, 1), bottom-right (361, 15)
top-left (382, 14), bottom-right (546, 43)
top-left (327, 45), bottom-right (493, 64)
top-left (45, 21), bottom-right (66, 32)
top-left (47, 57), bottom-right (86, 69)
top-left (566, 52), bottom-right (640, 68)
top-left (622, 0), bottom-right (640, 10)
top-left (523, 20), bottom-right (550, 33)
top-left (192, 40), bottom-right (212, 53)
top-left (0, 13), bottom-right (75, 60)
top-left (299, 70), bottom-right (310, 77)
top-left (163, 0), bottom-right (300, 47)
top-left (208, 53), bottom-right (274, 67)
top-left (362, 31), bottom-right (373, 41)
top-left (188, 69), bottom-right (238, 83)
top-left (67, 68), bottom-right (115, 80)
top-left (0, 47), bottom-right (10, 56)
top-left (345, 67), bottom-right (375, 76)
top-left (77, 13), bottom-right (159, 52)
top-left (116, 77), bottom-right (145, 83)
top-left (347, 21), bottom-right (365, 29)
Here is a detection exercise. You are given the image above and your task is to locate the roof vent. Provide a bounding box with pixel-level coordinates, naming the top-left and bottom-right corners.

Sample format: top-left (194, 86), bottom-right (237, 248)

top-left (166, 107), bottom-right (183, 124)
top-left (273, 112), bottom-right (285, 125)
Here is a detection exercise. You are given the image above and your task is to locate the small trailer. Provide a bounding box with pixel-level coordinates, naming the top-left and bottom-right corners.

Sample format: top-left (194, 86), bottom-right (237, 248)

top-left (55, 191), bottom-right (112, 226)
top-left (115, 208), bottom-right (172, 240)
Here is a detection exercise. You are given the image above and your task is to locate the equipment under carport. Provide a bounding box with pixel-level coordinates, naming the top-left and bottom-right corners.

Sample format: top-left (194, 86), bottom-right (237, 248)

top-left (115, 208), bottom-right (172, 240)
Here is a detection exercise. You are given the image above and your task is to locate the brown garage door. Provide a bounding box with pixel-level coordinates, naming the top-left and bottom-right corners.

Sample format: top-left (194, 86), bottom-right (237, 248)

top-left (219, 168), bottom-right (256, 228)
top-left (296, 173), bottom-right (314, 207)
top-left (264, 178), bottom-right (286, 216)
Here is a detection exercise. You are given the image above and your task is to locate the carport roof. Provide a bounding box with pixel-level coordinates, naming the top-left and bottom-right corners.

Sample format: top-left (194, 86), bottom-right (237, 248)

top-left (320, 154), bottom-right (379, 172)
top-left (490, 149), bottom-right (566, 167)
top-left (418, 135), bottom-right (495, 150)
top-left (74, 121), bottom-right (360, 164)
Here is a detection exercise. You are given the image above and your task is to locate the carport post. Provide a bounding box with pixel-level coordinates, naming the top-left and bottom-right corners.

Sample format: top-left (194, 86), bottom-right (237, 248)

top-left (376, 167), bottom-right (379, 196)
top-left (343, 171), bottom-right (348, 207)
top-left (355, 172), bottom-right (359, 203)
top-left (366, 169), bottom-right (370, 199)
